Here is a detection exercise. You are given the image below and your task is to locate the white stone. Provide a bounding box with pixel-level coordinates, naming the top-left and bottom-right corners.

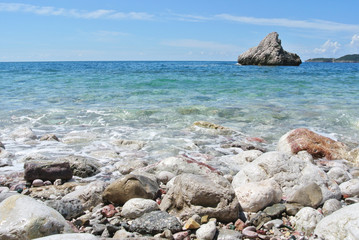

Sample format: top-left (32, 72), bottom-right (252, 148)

top-left (322, 198), bottom-right (342, 216)
top-left (232, 151), bottom-right (341, 203)
top-left (121, 198), bottom-right (159, 219)
top-left (327, 167), bottom-right (351, 185)
top-left (156, 171), bottom-right (175, 184)
top-left (33, 233), bottom-right (98, 240)
top-left (339, 179), bottom-right (359, 197)
top-left (291, 207), bottom-right (323, 235)
top-left (196, 221), bottom-right (217, 240)
top-left (233, 179), bottom-right (282, 212)
top-left (11, 127), bottom-right (36, 140)
top-left (314, 203), bottom-right (359, 240)
top-left (0, 195), bottom-right (72, 240)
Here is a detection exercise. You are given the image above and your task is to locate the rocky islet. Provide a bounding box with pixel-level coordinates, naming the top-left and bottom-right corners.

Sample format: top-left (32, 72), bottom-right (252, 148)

top-left (0, 126), bottom-right (359, 239)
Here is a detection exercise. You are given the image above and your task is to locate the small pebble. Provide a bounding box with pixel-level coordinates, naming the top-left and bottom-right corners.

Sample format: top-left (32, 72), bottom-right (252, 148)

top-left (32, 179), bottom-right (44, 187)
top-left (242, 226), bottom-right (258, 239)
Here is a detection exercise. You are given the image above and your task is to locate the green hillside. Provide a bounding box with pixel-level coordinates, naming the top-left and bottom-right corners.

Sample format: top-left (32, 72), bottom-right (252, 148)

top-left (306, 54), bottom-right (359, 63)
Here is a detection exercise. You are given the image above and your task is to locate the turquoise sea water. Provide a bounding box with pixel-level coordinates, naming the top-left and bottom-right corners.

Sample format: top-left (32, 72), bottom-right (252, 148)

top-left (1, 61), bottom-right (359, 173)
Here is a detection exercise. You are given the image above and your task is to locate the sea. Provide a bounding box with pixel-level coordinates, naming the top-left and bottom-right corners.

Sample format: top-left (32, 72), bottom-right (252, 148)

top-left (1, 61), bottom-right (359, 176)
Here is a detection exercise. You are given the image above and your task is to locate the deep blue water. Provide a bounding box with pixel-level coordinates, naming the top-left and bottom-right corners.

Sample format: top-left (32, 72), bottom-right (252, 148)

top-left (0, 61), bottom-right (359, 170)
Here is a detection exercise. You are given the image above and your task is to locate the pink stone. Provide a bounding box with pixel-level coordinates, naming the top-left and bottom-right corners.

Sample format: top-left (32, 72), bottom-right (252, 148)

top-left (242, 226), bottom-right (258, 239)
top-left (101, 204), bottom-right (117, 218)
top-left (173, 231), bottom-right (190, 240)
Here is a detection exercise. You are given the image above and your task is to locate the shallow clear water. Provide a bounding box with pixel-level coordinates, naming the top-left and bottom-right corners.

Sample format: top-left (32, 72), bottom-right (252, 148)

top-left (1, 61), bottom-right (359, 174)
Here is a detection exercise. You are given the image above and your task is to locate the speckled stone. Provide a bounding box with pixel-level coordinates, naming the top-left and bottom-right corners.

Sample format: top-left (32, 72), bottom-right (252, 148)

top-left (129, 211), bottom-right (182, 235)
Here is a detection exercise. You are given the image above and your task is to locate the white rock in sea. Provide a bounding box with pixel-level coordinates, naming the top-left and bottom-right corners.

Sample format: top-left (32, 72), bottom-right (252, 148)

top-left (11, 127), bottom-right (37, 141)
top-left (314, 203), bottom-right (359, 240)
top-left (233, 179), bottom-right (282, 212)
top-left (0, 195), bottom-right (73, 240)
top-left (339, 178), bottom-right (359, 197)
top-left (121, 198), bottom-right (159, 219)
top-left (232, 151), bottom-right (341, 202)
top-left (291, 207), bottom-right (323, 235)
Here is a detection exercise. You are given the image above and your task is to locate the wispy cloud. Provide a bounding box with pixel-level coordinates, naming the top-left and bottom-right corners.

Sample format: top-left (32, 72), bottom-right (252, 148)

top-left (314, 40), bottom-right (341, 54)
top-left (0, 3), bottom-right (154, 20)
top-left (162, 39), bottom-right (240, 51)
top-left (350, 34), bottom-right (359, 47)
top-left (215, 14), bottom-right (359, 32)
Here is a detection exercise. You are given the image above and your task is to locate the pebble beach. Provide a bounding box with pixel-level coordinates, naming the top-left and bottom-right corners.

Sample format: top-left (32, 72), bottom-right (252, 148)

top-left (1, 61), bottom-right (359, 239)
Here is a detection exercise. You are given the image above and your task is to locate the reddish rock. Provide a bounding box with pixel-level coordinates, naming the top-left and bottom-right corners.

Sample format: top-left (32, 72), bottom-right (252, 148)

top-left (242, 226), bottom-right (258, 238)
top-left (24, 160), bottom-right (73, 182)
top-left (235, 218), bottom-right (246, 231)
top-left (101, 204), bottom-right (117, 218)
top-left (277, 128), bottom-right (349, 160)
top-left (173, 231), bottom-right (190, 240)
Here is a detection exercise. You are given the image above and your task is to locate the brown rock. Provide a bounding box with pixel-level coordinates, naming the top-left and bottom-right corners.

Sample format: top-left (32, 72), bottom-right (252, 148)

top-left (40, 134), bottom-right (59, 141)
top-left (102, 174), bottom-right (159, 205)
top-left (183, 218), bottom-right (200, 230)
top-left (24, 160), bottom-right (73, 182)
top-left (278, 128), bottom-right (349, 160)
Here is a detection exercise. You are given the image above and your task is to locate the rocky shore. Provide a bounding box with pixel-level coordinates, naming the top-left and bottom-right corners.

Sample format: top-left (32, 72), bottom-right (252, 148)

top-left (1, 122), bottom-right (359, 240)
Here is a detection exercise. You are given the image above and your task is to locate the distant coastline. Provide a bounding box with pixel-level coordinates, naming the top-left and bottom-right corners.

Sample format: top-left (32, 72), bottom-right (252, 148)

top-left (306, 54), bottom-right (359, 63)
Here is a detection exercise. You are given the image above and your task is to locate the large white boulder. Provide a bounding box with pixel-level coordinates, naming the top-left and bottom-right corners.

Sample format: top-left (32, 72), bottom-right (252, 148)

top-left (233, 179), bottom-right (282, 212)
top-left (314, 203), bottom-right (359, 240)
top-left (0, 195), bottom-right (72, 240)
top-left (232, 151), bottom-right (341, 202)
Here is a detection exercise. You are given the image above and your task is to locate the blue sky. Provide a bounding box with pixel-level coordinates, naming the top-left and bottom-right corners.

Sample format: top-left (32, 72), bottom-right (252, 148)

top-left (1, 0), bottom-right (359, 61)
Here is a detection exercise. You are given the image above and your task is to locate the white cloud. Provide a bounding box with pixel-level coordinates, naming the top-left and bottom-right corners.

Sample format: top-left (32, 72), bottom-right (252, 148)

top-left (0, 3), bottom-right (154, 20)
top-left (314, 40), bottom-right (341, 54)
top-left (162, 39), bottom-right (240, 51)
top-left (350, 34), bottom-right (359, 47)
top-left (216, 14), bottom-right (359, 32)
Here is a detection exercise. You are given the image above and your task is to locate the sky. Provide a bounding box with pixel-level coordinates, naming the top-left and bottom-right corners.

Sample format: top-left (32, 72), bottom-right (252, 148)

top-left (1, 0), bottom-right (359, 61)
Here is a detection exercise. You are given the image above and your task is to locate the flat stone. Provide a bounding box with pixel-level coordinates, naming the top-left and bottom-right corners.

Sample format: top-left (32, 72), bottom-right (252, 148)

top-left (129, 211), bottom-right (182, 235)
top-left (24, 160), bottom-right (73, 182)
top-left (263, 203), bottom-right (286, 217)
top-left (264, 219), bottom-right (283, 229)
top-left (34, 233), bottom-right (98, 240)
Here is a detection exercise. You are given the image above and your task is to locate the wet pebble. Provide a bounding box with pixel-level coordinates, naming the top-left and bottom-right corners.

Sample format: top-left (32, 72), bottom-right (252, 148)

top-left (32, 179), bottom-right (44, 187)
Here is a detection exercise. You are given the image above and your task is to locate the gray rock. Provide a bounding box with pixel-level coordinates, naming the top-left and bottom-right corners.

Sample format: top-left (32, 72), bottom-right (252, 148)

top-left (314, 203), bottom-right (359, 240)
top-left (0, 141), bottom-right (4, 149)
top-left (196, 221), bottom-right (217, 240)
top-left (160, 173), bottom-right (239, 223)
top-left (102, 174), bottom-right (159, 205)
top-left (60, 155), bottom-right (101, 178)
top-left (339, 178), bottom-right (359, 197)
top-left (0, 195), bottom-right (72, 240)
top-left (263, 203), bottom-right (286, 217)
top-left (285, 203), bottom-right (303, 216)
top-left (113, 229), bottom-right (142, 239)
top-left (327, 167), bottom-right (351, 185)
top-left (217, 229), bottom-right (242, 240)
top-left (291, 207), bottom-right (323, 235)
top-left (156, 171), bottom-right (176, 184)
top-left (32, 179), bottom-right (44, 187)
top-left (129, 211), bottom-right (182, 235)
top-left (45, 198), bottom-right (84, 220)
top-left (237, 32), bottom-right (301, 66)
top-left (33, 233), bottom-right (98, 240)
top-left (286, 182), bottom-right (323, 208)
top-left (322, 198), bottom-right (342, 216)
top-left (263, 219), bottom-right (283, 229)
top-left (24, 160), bottom-right (73, 182)
top-left (62, 181), bottom-right (108, 211)
top-left (121, 198), bottom-right (159, 219)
